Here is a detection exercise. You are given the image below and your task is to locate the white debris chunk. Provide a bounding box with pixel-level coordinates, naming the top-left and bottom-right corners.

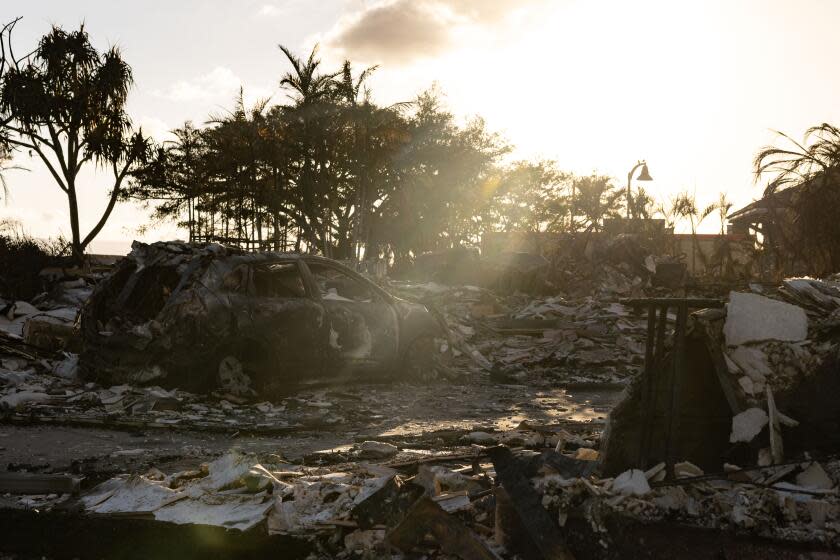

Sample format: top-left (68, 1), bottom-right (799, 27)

top-left (644, 462), bottom-right (665, 481)
top-left (737, 376), bottom-right (755, 395)
top-left (674, 461), bottom-right (704, 479)
top-left (612, 469), bottom-right (651, 496)
top-left (463, 431), bottom-right (497, 445)
top-left (52, 354), bottom-right (79, 379)
top-left (729, 408), bottom-right (769, 443)
top-left (0, 391), bottom-right (50, 409)
top-left (198, 451), bottom-right (257, 492)
top-left (723, 353), bottom-right (741, 375)
top-left (356, 441), bottom-right (398, 459)
top-left (796, 462), bottom-right (834, 490)
top-left (268, 480), bottom-right (354, 533)
top-left (8, 301), bottom-right (40, 318)
top-left (728, 346), bottom-right (773, 380)
top-left (777, 411), bottom-right (799, 428)
top-left (766, 386), bottom-right (784, 464)
top-left (724, 292), bottom-right (807, 346)
top-left (434, 492), bottom-right (471, 512)
top-left (757, 448), bottom-right (772, 467)
top-left (344, 529), bottom-right (386, 551)
top-left (155, 493), bottom-right (274, 531)
top-left (87, 476), bottom-right (182, 514)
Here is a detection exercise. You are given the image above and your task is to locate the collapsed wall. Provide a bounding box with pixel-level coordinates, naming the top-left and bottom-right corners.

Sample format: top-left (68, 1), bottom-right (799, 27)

top-left (601, 277), bottom-right (840, 476)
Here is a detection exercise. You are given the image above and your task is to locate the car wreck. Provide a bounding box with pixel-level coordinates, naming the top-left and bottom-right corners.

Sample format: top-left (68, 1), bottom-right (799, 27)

top-left (80, 241), bottom-right (441, 396)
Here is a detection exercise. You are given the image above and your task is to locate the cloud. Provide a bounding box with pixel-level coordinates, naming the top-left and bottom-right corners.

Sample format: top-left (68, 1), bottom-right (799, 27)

top-left (258, 1), bottom-right (309, 17)
top-left (153, 67), bottom-right (274, 107)
top-left (135, 116), bottom-right (172, 142)
top-left (322, 0), bottom-right (536, 64)
top-left (258, 4), bottom-right (282, 16)
top-left (154, 67), bottom-right (243, 102)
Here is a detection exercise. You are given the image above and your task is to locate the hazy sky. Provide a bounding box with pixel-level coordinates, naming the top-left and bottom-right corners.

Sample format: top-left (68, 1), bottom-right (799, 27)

top-left (5, 0), bottom-right (840, 253)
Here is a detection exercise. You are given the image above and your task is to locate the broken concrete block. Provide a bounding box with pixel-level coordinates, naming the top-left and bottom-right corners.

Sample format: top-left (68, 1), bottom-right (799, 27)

top-left (23, 313), bottom-right (79, 352)
top-left (729, 408), bottom-right (768, 443)
top-left (724, 292), bottom-right (808, 346)
top-left (796, 462), bottom-right (834, 490)
top-left (807, 500), bottom-right (830, 529)
top-left (612, 469), bottom-right (651, 496)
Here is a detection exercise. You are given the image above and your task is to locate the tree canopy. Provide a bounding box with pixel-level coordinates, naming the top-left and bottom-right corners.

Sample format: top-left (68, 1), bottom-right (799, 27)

top-left (0, 22), bottom-right (149, 260)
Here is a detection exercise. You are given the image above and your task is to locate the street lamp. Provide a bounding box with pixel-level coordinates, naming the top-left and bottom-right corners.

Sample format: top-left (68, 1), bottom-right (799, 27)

top-left (626, 160), bottom-right (653, 219)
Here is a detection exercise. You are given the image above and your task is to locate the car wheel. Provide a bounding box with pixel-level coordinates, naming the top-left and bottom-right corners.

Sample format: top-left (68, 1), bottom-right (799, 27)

top-left (401, 334), bottom-right (440, 382)
top-left (217, 354), bottom-right (255, 397)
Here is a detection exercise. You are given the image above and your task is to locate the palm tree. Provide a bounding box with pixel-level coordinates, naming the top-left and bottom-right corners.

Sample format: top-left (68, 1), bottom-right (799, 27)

top-left (278, 44), bottom-right (340, 254)
top-left (715, 192), bottom-right (732, 235)
top-left (339, 60), bottom-right (377, 261)
top-left (0, 25), bottom-right (149, 261)
top-left (570, 174), bottom-right (623, 233)
top-left (669, 191), bottom-right (716, 274)
top-left (278, 44), bottom-right (336, 106)
top-left (629, 186), bottom-right (655, 219)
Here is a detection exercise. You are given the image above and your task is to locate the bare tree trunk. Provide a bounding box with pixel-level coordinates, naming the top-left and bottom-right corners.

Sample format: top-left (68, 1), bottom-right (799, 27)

top-left (67, 183), bottom-right (83, 263)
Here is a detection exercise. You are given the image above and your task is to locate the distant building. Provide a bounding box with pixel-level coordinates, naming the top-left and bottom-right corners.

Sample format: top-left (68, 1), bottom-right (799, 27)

top-left (727, 175), bottom-right (840, 278)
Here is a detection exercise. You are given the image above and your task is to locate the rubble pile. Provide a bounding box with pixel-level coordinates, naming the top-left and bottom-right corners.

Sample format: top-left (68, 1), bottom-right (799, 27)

top-left (389, 282), bottom-right (649, 385)
top-left (3, 239), bottom-right (840, 556)
top-left (7, 439), bottom-right (840, 557)
top-left (714, 279), bottom-right (840, 459)
top-left (538, 458), bottom-right (840, 548)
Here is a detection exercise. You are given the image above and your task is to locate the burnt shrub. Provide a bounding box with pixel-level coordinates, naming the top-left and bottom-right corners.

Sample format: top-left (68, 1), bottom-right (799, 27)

top-left (0, 222), bottom-right (70, 301)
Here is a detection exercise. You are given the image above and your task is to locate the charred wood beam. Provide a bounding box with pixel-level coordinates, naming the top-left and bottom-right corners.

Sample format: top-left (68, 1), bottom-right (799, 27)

top-left (487, 446), bottom-right (575, 560)
top-left (386, 496), bottom-right (498, 560)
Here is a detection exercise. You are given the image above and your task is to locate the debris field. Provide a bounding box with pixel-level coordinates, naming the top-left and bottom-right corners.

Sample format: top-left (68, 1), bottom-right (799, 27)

top-left (1, 240), bottom-right (840, 559)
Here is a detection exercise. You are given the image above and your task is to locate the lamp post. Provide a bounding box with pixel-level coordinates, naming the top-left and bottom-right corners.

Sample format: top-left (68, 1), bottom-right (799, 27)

top-left (626, 160), bottom-right (653, 219)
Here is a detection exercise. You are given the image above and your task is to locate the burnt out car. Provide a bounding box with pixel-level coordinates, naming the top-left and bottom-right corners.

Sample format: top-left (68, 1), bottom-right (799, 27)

top-left (80, 241), bottom-right (441, 396)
